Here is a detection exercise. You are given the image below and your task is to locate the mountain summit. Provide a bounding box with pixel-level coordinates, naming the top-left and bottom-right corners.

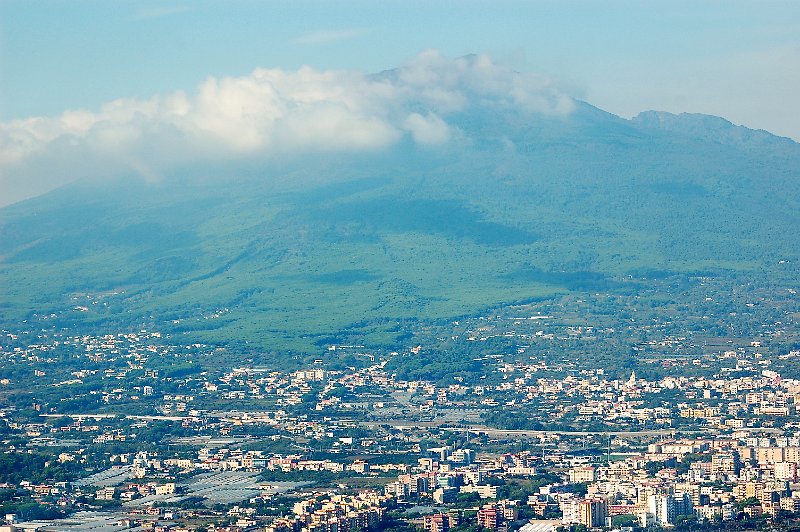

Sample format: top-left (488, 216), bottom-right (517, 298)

top-left (2, 58), bottom-right (799, 352)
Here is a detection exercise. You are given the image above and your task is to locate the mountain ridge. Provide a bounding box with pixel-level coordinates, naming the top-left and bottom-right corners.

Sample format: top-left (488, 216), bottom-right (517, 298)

top-left (1, 100), bottom-right (799, 353)
top-left (631, 109), bottom-right (797, 149)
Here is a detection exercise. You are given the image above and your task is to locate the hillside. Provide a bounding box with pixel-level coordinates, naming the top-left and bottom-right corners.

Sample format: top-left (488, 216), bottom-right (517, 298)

top-left (1, 101), bottom-right (799, 353)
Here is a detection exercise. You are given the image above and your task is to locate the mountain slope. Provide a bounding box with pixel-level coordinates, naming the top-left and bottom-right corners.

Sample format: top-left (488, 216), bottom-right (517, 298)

top-left (1, 102), bottom-right (799, 352)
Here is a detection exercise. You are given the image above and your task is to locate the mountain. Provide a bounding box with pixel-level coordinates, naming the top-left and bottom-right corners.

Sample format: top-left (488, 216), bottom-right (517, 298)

top-left (1, 100), bottom-right (799, 353)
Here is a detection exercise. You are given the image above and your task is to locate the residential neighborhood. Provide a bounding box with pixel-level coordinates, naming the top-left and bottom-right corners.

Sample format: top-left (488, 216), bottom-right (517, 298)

top-left (3, 309), bottom-right (800, 531)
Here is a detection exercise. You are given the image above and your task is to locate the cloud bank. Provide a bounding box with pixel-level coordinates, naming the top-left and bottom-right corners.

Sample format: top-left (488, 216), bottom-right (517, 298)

top-left (0, 51), bottom-right (574, 206)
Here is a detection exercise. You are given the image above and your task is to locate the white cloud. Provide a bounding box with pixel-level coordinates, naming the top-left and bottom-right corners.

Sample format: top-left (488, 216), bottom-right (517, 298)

top-left (0, 51), bottom-right (574, 206)
top-left (403, 113), bottom-right (451, 145)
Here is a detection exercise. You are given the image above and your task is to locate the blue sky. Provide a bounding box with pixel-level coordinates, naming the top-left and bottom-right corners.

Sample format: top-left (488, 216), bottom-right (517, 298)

top-left (2, 1), bottom-right (798, 136)
top-left (1, 1), bottom-right (799, 204)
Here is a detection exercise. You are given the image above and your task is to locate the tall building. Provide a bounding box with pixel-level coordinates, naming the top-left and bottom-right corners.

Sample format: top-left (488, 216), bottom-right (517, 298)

top-left (775, 462), bottom-right (798, 481)
top-left (424, 513), bottom-right (455, 532)
top-left (450, 449), bottom-right (474, 465)
top-left (578, 498), bottom-right (608, 528)
top-left (647, 493), bottom-right (693, 526)
top-left (477, 505), bottom-right (500, 529)
top-left (569, 466), bottom-right (597, 483)
top-left (711, 451), bottom-right (741, 477)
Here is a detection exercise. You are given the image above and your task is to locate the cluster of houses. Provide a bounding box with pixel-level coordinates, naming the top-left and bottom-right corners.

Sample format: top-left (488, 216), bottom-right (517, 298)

top-left (266, 492), bottom-right (390, 532)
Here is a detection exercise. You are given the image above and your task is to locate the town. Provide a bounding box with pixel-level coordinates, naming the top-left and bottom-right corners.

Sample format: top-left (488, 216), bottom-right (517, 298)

top-left (2, 296), bottom-right (800, 532)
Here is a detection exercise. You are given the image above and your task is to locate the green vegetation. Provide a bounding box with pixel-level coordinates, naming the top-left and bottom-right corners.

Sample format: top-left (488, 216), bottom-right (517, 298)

top-left (0, 452), bottom-right (85, 485)
top-left (0, 489), bottom-right (64, 522)
top-left (1, 105), bottom-right (799, 361)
